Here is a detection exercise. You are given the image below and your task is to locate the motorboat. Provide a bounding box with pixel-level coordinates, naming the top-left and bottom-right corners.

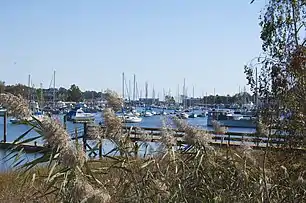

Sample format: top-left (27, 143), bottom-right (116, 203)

top-left (144, 111), bottom-right (153, 117)
top-left (177, 112), bottom-right (189, 119)
top-left (189, 113), bottom-right (197, 118)
top-left (207, 109), bottom-right (256, 128)
top-left (71, 109), bottom-right (95, 123)
top-left (122, 116), bottom-right (142, 123)
top-left (10, 118), bottom-right (21, 124)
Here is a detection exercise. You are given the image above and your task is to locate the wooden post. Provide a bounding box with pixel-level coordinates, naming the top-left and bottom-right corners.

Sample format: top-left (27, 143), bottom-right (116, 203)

top-left (99, 140), bottom-right (102, 158)
top-left (3, 112), bottom-right (7, 143)
top-left (227, 134), bottom-right (230, 146)
top-left (75, 127), bottom-right (78, 144)
top-left (63, 115), bottom-right (67, 130)
top-left (83, 123), bottom-right (87, 152)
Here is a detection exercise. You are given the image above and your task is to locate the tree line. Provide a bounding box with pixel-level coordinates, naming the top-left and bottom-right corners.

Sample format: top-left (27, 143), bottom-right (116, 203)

top-left (0, 81), bottom-right (255, 105)
top-left (0, 82), bottom-right (95, 103)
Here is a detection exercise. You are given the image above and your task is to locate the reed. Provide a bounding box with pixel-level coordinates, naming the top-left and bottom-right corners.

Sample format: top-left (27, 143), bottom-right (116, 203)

top-left (0, 92), bottom-right (305, 203)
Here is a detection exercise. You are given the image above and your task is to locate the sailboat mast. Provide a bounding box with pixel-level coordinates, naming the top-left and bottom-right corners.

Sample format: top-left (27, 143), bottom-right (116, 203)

top-left (133, 74), bottom-right (136, 102)
top-left (28, 74), bottom-right (31, 100)
top-left (144, 82), bottom-right (148, 107)
top-left (145, 82), bottom-right (148, 100)
top-left (183, 78), bottom-right (186, 109)
top-left (192, 86), bottom-right (194, 98)
top-left (40, 83), bottom-right (43, 107)
top-left (128, 79), bottom-right (131, 102)
top-left (53, 70), bottom-right (56, 106)
top-left (177, 84), bottom-right (180, 104)
top-left (122, 72), bottom-right (125, 100)
top-left (213, 88), bottom-right (216, 106)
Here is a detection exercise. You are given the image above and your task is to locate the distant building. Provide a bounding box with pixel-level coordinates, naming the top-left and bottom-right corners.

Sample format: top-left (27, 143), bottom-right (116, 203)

top-left (139, 98), bottom-right (159, 105)
top-left (184, 97), bottom-right (203, 107)
top-left (42, 88), bottom-right (58, 102)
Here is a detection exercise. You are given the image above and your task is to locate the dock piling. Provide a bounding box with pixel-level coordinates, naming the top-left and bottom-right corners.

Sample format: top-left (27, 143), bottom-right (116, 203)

top-left (83, 123), bottom-right (87, 152)
top-left (3, 111), bottom-right (7, 143)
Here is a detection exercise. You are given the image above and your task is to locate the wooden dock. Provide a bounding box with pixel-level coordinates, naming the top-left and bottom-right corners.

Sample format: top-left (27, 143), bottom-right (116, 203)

top-left (1, 122), bottom-right (305, 156)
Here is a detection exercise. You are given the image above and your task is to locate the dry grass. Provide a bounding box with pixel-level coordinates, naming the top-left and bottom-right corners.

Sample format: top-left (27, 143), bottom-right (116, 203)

top-left (1, 92), bottom-right (306, 203)
top-left (1, 149), bottom-right (305, 203)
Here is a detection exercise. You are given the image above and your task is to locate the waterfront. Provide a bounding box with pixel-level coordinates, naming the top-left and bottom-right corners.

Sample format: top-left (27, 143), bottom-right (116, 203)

top-left (0, 108), bottom-right (256, 171)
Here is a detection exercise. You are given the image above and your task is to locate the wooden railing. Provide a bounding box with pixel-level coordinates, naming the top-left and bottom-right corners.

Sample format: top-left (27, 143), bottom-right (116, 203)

top-left (83, 124), bottom-right (287, 147)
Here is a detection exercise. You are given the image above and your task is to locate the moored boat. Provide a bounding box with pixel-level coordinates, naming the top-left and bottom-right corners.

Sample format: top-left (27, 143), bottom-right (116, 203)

top-left (189, 113), bottom-right (197, 118)
top-left (207, 109), bottom-right (256, 128)
top-left (177, 112), bottom-right (189, 119)
top-left (70, 109), bottom-right (95, 123)
top-left (122, 116), bottom-right (142, 123)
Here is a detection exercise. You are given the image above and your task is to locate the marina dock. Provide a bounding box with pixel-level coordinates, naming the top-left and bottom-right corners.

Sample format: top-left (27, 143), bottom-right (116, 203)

top-left (1, 121), bottom-right (304, 156)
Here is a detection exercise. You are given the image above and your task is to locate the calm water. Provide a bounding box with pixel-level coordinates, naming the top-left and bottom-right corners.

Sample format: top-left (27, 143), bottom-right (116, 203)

top-left (0, 109), bottom-right (256, 171)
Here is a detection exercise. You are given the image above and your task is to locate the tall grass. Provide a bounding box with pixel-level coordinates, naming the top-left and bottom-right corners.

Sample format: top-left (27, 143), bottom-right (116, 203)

top-left (0, 92), bottom-right (305, 203)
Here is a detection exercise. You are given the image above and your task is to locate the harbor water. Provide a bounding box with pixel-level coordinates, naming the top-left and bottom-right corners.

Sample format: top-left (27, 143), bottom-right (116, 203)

top-left (0, 110), bottom-right (256, 171)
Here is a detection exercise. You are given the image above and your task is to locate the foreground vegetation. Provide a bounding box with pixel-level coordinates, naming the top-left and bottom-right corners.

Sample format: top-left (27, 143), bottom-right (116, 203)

top-left (0, 148), bottom-right (305, 203)
top-left (0, 90), bottom-right (305, 203)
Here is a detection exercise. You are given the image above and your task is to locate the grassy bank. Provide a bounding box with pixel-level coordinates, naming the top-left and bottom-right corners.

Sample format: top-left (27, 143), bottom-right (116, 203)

top-left (0, 148), bottom-right (305, 203)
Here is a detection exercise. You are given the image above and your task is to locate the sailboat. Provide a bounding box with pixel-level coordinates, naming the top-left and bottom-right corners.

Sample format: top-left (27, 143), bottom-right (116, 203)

top-left (189, 86), bottom-right (197, 118)
top-left (120, 72), bottom-right (142, 123)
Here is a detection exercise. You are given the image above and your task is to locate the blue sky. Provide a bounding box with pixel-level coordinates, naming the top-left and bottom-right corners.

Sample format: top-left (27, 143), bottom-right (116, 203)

top-left (0, 0), bottom-right (265, 98)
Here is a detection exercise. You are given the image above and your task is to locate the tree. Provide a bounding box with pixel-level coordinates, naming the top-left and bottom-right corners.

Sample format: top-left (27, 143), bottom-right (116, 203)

top-left (67, 84), bottom-right (83, 102)
top-left (0, 81), bottom-right (5, 93)
top-left (5, 84), bottom-right (30, 99)
top-left (57, 87), bottom-right (68, 101)
top-left (36, 88), bottom-right (44, 106)
top-left (165, 95), bottom-right (176, 105)
top-left (245, 0), bottom-right (306, 147)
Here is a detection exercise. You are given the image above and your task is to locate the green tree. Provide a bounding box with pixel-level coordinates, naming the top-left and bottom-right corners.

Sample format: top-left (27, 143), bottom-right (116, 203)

top-left (57, 87), bottom-right (68, 101)
top-left (0, 81), bottom-right (5, 93)
top-left (67, 84), bottom-right (83, 102)
top-left (36, 88), bottom-right (44, 106)
top-left (165, 95), bottom-right (175, 105)
top-left (5, 84), bottom-right (29, 99)
top-left (245, 0), bottom-right (306, 147)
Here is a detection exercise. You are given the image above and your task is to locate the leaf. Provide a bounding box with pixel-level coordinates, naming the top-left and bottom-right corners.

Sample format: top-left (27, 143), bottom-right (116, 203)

top-left (12, 158), bottom-right (26, 168)
top-left (21, 152), bottom-right (52, 172)
top-left (11, 126), bottom-right (35, 145)
top-left (15, 135), bottom-right (42, 146)
top-left (140, 159), bottom-right (155, 169)
top-left (47, 162), bottom-right (58, 182)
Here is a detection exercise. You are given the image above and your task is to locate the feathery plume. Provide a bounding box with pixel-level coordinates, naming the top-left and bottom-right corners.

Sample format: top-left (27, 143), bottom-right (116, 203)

top-left (103, 108), bottom-right (122, 139)
top-left (87, 125), bottom-right (104, 140)
top-left (40, 117), bottom-right (70, 150)
top-left (59, 145), bottom-right (86, 168)
top-left (173, 117), bottom-right (212, 146)
top-left (104, 90), bottom-right (123, 112)
top-left (71, 179), bottom-right (111, 203)
top-left (0, 93), bottom-right (31, 119)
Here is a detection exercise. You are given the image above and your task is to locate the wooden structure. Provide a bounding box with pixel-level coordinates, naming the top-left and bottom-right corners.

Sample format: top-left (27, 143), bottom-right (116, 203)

top-left (0, 109), bottom-right (7, 143)
top-left (1, 120), bottom-right (305, 157)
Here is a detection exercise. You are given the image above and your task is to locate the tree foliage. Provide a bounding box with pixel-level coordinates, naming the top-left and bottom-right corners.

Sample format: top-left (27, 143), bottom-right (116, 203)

top-left (67, 84), bottom-right (83, 102)
top-left (0, 81), bottom-right (5, 93)
top-left (245, 0), bottom-right (306, 147)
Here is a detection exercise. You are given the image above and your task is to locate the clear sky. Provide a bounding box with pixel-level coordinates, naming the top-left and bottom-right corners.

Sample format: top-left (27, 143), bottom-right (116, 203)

top-left (0, 0), bottom-right (265, 98)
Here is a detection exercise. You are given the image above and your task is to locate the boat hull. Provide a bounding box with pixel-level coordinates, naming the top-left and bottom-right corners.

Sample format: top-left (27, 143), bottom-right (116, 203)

top-left (124, 118), bottom-right (142, 123)
top-left (207, 118), bottom-right (256, 128)
top-left (72, 117), bottom-right (95, 122)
